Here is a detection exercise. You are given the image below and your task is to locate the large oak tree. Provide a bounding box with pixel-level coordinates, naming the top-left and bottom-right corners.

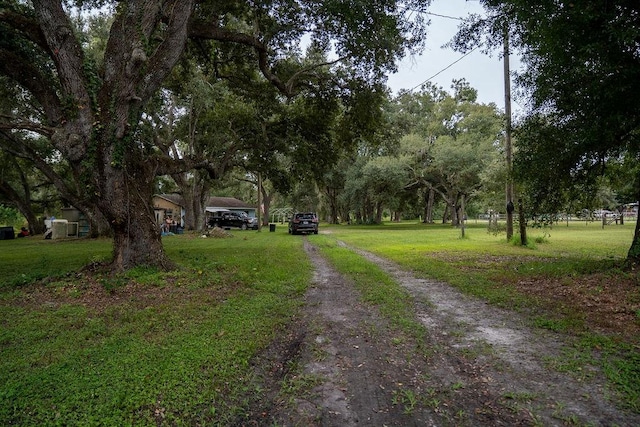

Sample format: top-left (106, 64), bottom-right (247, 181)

top-left (0, 0), bottom-right (429, 271)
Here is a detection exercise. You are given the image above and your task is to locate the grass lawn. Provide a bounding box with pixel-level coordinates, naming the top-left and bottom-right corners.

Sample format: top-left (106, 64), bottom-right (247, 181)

top-left (0, 230), bottom-right (309, 425)
top-left (320, 220), bottom-right (634, 305)
top-left (1, 220), bottom-right (638, 422)
top-left (317, 219), bottom-right (640, 411)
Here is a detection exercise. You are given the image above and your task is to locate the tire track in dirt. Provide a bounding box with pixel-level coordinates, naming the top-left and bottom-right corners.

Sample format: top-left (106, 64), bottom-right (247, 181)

top-left (341, 241), bottom-right (640, 426)
top-left (274, 240), bottom-right (438, 426)
top-left (263, 239), bottom-right (639, 426)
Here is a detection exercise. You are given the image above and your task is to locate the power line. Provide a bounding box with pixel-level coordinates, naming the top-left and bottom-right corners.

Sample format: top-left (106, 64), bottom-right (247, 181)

top-left (408, 47), bottom-right (478, 92)
top-left (426, 12), bottom-right (466, 21)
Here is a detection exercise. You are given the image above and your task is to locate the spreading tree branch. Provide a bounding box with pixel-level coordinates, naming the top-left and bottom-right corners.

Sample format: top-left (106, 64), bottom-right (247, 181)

top-left (0, 7), bottom-right (49, 51)
top-left (203, 24), bottom-right (347, 97)
top-left (0, 115), bottom-right (55, 137)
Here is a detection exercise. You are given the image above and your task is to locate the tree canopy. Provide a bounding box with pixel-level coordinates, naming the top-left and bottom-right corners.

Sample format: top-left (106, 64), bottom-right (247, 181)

top-left (324, 81), bottom-right (504, 225)
top-left (0, 0), bottom-right (431, 271)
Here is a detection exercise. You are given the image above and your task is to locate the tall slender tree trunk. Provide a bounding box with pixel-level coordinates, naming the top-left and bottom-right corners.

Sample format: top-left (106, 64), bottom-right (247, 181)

top-left (518, 198), bottom-right (527, 246)
top-left (422, 189), bottom-right (429, 223)
top-left (504, 29), bottom-right (514, 241)
top-left (261, 184), bottom-right (273, 227)
top-left (425, 187), bottom-right (435, 223)
top-left (452, 202), bottom-right (460, 226)
top-left (625, 195), bottom-right (640, 269)
top-left (341, 207), bottom-right (351, 224)
top-left (375, 201), bottom-right (383, 224)
top-left (460, 195), bottom-right (465, 238)
top-left (364, 198), bottom-right (374, 223)
top-left (327, 187), bottom-right (339, 224)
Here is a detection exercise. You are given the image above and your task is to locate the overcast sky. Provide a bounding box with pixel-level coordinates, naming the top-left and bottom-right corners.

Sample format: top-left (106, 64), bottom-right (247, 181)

top-left (387, 0), bottom-right (522, 111)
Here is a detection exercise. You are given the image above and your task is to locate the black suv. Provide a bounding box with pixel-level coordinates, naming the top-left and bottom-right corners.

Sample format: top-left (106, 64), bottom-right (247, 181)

top-left (208, 211), bottom-right (257, 230)
top-left (288, 212), bottom-right (319, 235)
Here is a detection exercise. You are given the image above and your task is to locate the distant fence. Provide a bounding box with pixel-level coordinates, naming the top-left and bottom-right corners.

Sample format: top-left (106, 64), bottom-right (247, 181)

top-left (475, 211), bottom-right (638, 224)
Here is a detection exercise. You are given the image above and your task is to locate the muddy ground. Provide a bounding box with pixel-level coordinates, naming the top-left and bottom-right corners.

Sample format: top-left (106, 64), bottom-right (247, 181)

top-left (247, 239), bottom-right (640, 426)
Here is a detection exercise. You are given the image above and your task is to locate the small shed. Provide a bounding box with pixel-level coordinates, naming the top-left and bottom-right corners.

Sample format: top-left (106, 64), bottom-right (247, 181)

top-left (152, 194), bottom-right (186, 228)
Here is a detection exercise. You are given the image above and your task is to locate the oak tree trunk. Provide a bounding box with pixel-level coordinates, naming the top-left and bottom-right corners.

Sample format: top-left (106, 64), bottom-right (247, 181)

top-left (375, 200), bottom-right (383, 224)
top-left (261, 185), bottom-right (273, 227)
top-left (424, 187), bottom-right (435, 224)
top-left (96, 162), bottom-right (173, 271)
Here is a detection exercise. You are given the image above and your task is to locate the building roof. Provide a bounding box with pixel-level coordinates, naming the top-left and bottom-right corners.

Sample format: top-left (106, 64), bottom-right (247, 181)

top-left (154, 193), bottom-right (185, 207)
top-left (206, 196), bottom-right (254, 209)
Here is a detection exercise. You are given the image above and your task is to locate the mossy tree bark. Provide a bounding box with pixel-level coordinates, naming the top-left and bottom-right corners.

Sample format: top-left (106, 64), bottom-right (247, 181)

top-left (32, 0), bottom-right (194, 271)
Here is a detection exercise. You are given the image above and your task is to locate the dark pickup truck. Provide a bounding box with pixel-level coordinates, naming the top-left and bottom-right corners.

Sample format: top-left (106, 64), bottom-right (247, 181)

top-left (208, 211), bottom-right (257, 230)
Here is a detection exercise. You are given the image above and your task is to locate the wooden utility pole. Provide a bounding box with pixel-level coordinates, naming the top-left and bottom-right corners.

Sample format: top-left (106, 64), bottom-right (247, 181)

top-left (461, 195), bottom-right (466, 238)
top-left (257, 172), bottom-right (262, 232)
top-left (504, 29), bottom-right (514, 241)
top-left (518, 198), bottom-right (527, 245)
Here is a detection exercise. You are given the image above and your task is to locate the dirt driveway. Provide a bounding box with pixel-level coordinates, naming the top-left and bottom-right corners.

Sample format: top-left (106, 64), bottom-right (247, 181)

top-left (251, 239), bottom-right (640, 426)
